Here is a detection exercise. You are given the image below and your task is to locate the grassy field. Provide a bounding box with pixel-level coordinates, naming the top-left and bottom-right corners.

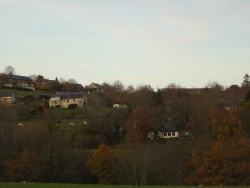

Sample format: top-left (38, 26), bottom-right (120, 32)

top-left (0, 183), bottom-right (176, 188)
top-left (0, 88), bottom-right (53, 96)
top-left (0, 183), bottom-right (247, 188)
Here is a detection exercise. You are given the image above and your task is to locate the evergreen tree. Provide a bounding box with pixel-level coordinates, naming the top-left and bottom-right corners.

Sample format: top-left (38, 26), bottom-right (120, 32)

top-left (241, 74), bottom-right (250, 88)
top-left (244, 89), bottom-right (250, 102)
top-left (155, 89), bottom-right (164, 107)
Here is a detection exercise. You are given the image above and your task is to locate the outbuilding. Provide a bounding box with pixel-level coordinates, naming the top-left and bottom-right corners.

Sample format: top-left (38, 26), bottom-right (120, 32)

top-left (0, 91), bottom-right (15, 105)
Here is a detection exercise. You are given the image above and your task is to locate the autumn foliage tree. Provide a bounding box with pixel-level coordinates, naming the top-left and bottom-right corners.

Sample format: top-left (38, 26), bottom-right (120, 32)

top-left (3, 151), bottom-right (43, 182)
top-left (241, 90), bottom-right (250, 137)
top-left (0, 73), bottom-right (9, 86)
top-left (186, 108), bottom-right (250, 185)
top-left (87, 143), bottom-right (117, 184)
top-left (125, 105), bottom-right (153, 146)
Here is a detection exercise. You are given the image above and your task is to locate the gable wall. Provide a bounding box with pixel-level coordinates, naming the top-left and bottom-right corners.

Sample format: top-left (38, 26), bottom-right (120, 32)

top-left (60, 98), bottom-right (84, 108)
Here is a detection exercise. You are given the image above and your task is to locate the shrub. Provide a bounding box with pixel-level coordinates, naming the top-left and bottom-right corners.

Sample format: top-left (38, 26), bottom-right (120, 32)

top-left (68, 104), bottom-right (78, 109)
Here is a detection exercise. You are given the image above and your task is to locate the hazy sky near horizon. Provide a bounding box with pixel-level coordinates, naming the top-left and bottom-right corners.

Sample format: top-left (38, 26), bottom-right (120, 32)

top-left (1, 0), bottom-right (250, 89)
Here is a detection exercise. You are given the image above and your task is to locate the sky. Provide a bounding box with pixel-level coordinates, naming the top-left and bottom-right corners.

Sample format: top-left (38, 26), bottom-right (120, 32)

top-left (0, 0), bottom-right (250, 89)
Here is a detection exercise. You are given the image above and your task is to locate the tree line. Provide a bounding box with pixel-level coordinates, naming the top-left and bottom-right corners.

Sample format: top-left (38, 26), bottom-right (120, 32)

top-left (0, 66), bottom-right (250, 185)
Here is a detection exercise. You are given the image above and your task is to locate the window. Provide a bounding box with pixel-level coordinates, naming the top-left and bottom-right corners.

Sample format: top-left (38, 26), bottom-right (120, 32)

top-left (172, 132), bottom-right (175, 136)
top-left (164, 132), bottom-right (167, 137)
top-left (73, 99), bottom-right (75, 102)
top-left (67, 99), bottom-right (69, 102)
top-left (168, 132), bottom-right (171, 136)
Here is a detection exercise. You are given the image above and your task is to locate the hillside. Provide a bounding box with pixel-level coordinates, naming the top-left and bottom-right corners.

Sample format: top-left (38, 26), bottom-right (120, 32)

top-left (0, 85), bottom-right (250, 185)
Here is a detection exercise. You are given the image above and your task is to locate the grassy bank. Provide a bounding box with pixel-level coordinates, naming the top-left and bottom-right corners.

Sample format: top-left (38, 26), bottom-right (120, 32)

top-left (0, 183), bottom-right (172, 188)
top-left (0, 183), bottom-right (246, 188)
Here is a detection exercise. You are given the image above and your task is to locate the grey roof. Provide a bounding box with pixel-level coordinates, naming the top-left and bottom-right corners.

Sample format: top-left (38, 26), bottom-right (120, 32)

top-left (92, 82), bottom-right (102, 88)
top-left (0, 91), bottom-right (14, 97)
top-left (160, 124), bottom-right (178, 132)
top-left (60, 93), bottom-right (84, 99)
top-left (51, 92), bottom-right (85, 100)
top-left (85, 82), bottom-right (102, 89)
top-left (73, 83), bottom-right (83, 87)
top-left (6, 74), bottom-right (32, 81)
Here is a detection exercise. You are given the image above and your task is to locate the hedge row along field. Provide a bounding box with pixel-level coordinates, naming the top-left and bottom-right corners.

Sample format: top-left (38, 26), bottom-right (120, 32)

top-left (1, 183), bottom-right (249, 188)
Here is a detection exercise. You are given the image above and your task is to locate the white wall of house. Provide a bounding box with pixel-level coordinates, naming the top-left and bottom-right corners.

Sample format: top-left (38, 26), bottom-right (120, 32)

top-left (113, 104), bottom-right (128, 108)
top-left (0, 94), bottom-right (15, 105)
top-left (60, 98), bottom-right (84, 108)
top-left (1, 97), bottom-right (12, 105)
top-left (158, 131), bottom-right (179, 138)
top-left (16, 83), bottom-right (35, 91)
top-left (49, 97), bottom-right (60, 107)
top-left (49, 93), bottom-right (86, 108)
top-left (4, 78), bottom-right (35, 91)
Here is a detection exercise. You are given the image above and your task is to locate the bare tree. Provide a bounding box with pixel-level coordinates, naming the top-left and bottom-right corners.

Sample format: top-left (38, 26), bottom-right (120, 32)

top-left (113, 80), bottom-right (125, 92)
top-left (29, 74), bottom-right (38, 81)
top-left (67, 79), bottom-right (77, 84)
top-left (4, 66), bottom-right (16, 75)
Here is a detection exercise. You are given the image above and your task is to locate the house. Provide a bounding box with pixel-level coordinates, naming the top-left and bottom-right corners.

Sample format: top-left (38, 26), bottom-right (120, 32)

top-left (49, 92), bottom-right (87, 108)
top-left (158, 124), bottom-right (179, 138)
top-left (113, 104), bottom-right (128, 109)
top-left (49, 94), bottom-right (61, 107)
top-left (85, 82), bottom-right (103, 93)
top-left (5, 74), bottom-right (35, 91)
top-left (0, 91), bottom-right (15, 105)
top-left (148, 122), bottom-right (179, 139)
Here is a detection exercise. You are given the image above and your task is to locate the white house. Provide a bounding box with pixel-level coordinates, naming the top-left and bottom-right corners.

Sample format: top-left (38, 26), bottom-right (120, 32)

top-left (148, 123), bottom-right (179, 139)
top-left (5, 74), bottom-right (35, 91)
top-left (0, 91), bottom-right (15, 105)
top-left (113, 104), bottom-right (128, 109)
top-left (158, 124), bottom-right (179, 138)
top-left (49, 93), bottom-right (87, 108)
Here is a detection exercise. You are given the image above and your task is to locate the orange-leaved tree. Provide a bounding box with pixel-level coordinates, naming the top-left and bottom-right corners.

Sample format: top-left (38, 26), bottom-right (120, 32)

top-left (3, 151), bottom-right (43, 182)
top-left (87, 143), bottom-right (117, 184)
top-left (186, 108), bottom-right (250, 185)
top-left (125, 105), bottom-right (152, 146)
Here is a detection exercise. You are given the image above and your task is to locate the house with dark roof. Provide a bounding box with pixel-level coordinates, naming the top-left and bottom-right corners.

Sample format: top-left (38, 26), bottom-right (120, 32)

top-left (158, 124), bottom-right (179, 138)
top-left (85, 82), bottom-right (103, 93)
top-left (0, 91), bottom-right (15, 105)
top-left (49, 92), bottom-right (87, 108)
top-left (5, 74), bottom-right (35, 91)
top-left (148, 121), bottom-right (179, 139)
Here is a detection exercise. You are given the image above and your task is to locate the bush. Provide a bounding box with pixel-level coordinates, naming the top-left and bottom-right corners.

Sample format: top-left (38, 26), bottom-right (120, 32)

top-left (68, 104), bottom-right (78, 109)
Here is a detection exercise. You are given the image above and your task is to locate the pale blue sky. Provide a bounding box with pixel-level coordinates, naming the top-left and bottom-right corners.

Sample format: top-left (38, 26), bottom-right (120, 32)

top-left (1, 0), bottom-right (249, 89)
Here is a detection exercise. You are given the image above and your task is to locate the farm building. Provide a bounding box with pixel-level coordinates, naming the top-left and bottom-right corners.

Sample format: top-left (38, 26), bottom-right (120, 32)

top-left (49, 92), bottom-right (87, 108)
top-left (0, 91), bottom-right (15, 105)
